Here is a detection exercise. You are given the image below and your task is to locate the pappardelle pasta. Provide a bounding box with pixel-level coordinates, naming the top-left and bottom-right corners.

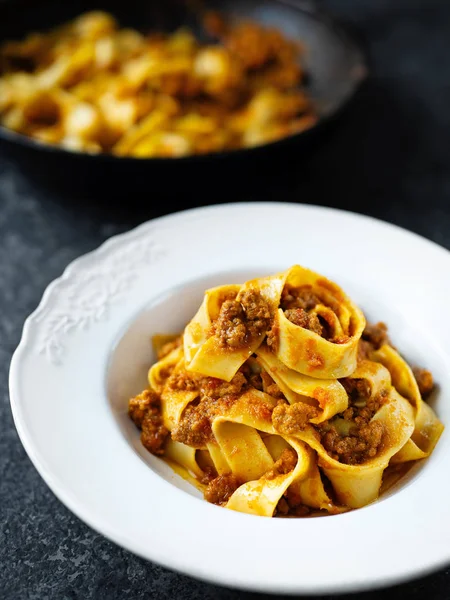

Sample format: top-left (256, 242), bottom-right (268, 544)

top-left (129, 266), bottom-right (443, 517)
top-left (0, 11), bottom-right (316, 156)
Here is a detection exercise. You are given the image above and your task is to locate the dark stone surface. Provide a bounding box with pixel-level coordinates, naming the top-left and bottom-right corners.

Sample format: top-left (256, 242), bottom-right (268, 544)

top-left (1, 0), bottom-right (450, 598)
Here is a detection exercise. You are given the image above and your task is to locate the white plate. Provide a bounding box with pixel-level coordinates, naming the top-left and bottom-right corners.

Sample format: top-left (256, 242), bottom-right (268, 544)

top-left (9, 202), bottom-right (450, 595)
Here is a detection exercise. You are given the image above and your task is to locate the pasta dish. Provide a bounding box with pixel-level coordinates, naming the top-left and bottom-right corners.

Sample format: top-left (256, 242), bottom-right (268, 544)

top-left (129, 266), bottom-right (443, 517)
top-left (0, 11), bottom-right (316, 157)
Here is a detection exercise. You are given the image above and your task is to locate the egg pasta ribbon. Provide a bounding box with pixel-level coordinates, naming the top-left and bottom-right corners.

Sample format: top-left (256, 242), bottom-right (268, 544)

top-left (256, 344), bottom-right (349, 423)
top-left (270, 265), bottom-right (366, 378)
top-left (184, 271), bottom-right (288, 381)
top-left (369, 344), bottom-right (444, 463)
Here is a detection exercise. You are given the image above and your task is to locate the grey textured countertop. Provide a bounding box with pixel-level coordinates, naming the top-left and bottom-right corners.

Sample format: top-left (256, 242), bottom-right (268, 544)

top-left (2, 0), bottom-right (450, 598)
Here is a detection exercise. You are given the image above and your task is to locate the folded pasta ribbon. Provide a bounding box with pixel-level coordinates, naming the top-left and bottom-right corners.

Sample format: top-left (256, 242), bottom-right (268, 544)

top-left (184, 271), bottom-right (288, 381)
top-left (271, 265), bottom-right (366, 378)
top-left (369, 344), bottom-right (444, 463)
top-left (273, 361), bottom-right (415, 508)
top-left (211, 389), bottom-right (335, 516)
top-left (256, 344), bottom-right (349, 423)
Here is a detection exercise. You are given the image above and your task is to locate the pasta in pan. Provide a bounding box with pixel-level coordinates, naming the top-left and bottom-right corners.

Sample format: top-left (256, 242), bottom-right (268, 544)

top-left (0, 11), bottom-right (316, 156)
top-left (129, 266), bottom-right (443, 517)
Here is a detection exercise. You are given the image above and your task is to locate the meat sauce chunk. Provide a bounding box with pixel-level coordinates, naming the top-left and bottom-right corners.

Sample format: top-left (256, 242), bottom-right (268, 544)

top-left (265, 448), bottom-right (297, 480)
top-left (280, 285), bottom-right (336, 341)
top-left (204, 474), bottom-right (241, 504)
top-left (171, 372), bottom-right (248, 448)
top-left (128, 389), bottom-right (169, 456)
top-left (362, 322), bottom-right (389, 349)
top-left (212, 289), bottom-right (271, 349)
top-left (284, 307), bottom-right (323, 336)
top-left (272, 401), bottom-right (318, 434)
top-left (413, 367), bottom-right (434, 399)
top-left (316, 381), bottom-right (387, 465)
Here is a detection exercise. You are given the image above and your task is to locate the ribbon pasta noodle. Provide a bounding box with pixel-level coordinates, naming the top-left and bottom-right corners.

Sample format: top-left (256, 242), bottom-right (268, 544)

top-left (128, 266), bottom-right (443, 517)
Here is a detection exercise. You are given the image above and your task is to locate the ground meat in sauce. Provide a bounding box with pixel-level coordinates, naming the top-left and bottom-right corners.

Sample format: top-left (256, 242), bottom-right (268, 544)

top-left (275, 498), bottom-right (290, 515)
top-left (129, 389), bottom-right (153, 428)
top-left (261, 371), bottom-right (286, 399)
top-left (239, 361), bottom-right (264, 390)
top-left (199, 466), bottom-right (217, 485)
top-left (319, 421), bottom-right (384, 465)
top-left (284, 486), bottom-right (312, 515)
top-left (280, 285), bottom-right (338, 340)
top-left (157, 335), bottom-right (182, 360)
top-left (212, 299), bottom-right (246, 348)
top-left (362, 322), bottom-right (389, 349)
top-left (241, 289), bottom-right (271, 322)
top-left (171, 399), bottom-right (214, 447)
top-left (128, 389), bottom-right (169, 456)
top-left (288, 504), bottom-right (311, 517)
top-left (266, 323), bottom-right (279, 352)
top-left (280, 284), bottom-right (321, 311)
top-left (168, 369), bottom-right (248, 397)
top-left (167, 369), bottom-right (199, 392)
top-left (316, 382), bottom-right (387, 465)
top-left (340, 377), bottom-right (371, 403)
top-left (413, 367), bottom-right (434, 399)
top-left (204, 474), bottom-right (241, 504)
top-left (270, 448), bottom-right (312, 517)
top-left (272, 401), bottom-right (318, 434)
top-left (276, 493), bottom-right (311, 517)
top-left (170, 372), bottom-right (249, 447)
top-left (357, 339), bottom-right (373, 362)
top-left (266, 382), bottom-right (285, 399)
top-left (284, 307), bottom-right (323, 336)
top-left (159, 363), bottom-right (176, 382)
top-left (248, 372), bottom-right (263, 390)
top-left (245, 393), bottom-right (275, 423)
top-left (212, 289), bottom-right (271, 349)
top-left (265, 448), bottom-right (297, 480)
top-left (200, 371), bottom-right (248, 398)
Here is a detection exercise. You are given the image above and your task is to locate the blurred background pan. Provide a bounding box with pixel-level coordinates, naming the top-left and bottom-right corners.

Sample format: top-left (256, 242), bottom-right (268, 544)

top-left (0, 0), bottom-right (367, 198)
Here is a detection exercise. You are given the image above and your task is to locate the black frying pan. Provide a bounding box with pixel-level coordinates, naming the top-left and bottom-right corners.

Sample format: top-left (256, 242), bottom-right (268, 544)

top-left (0, 0), bottom-right (367, 197)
